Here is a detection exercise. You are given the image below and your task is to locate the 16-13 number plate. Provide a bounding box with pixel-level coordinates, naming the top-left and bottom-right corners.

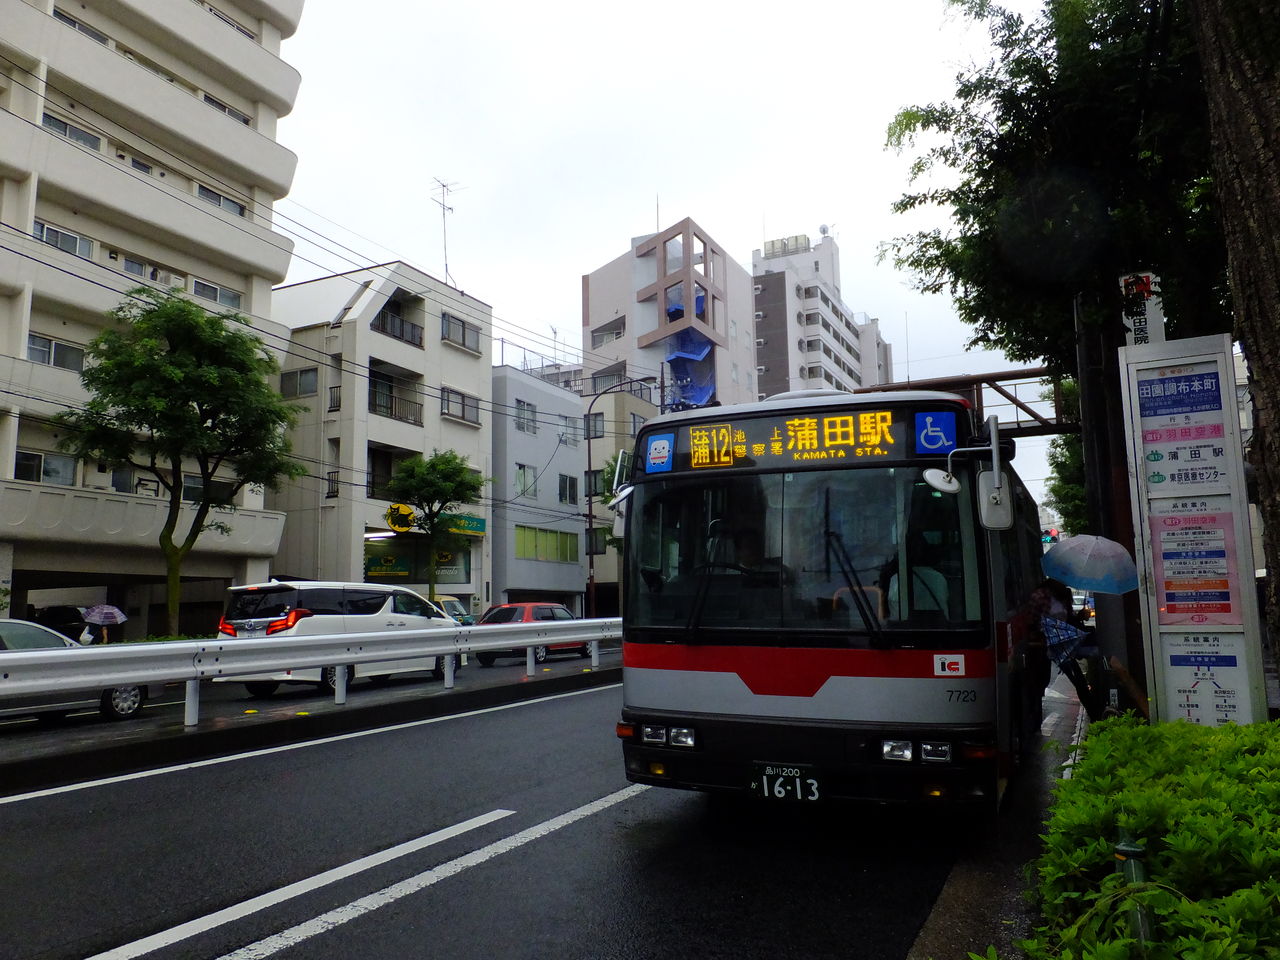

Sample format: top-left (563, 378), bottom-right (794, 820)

top-left (753, 763), bottom-right (821, 801)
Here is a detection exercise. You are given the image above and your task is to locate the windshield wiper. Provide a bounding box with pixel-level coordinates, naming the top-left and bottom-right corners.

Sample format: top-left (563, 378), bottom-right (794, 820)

top-left (824, 494), bottom-right (887, 649)
top-left (684, 520), bottom-right (725, 635)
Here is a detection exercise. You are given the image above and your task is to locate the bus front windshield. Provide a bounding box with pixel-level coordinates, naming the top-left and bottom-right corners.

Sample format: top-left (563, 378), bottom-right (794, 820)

top-left (626, 466), bottom-right (983, 645)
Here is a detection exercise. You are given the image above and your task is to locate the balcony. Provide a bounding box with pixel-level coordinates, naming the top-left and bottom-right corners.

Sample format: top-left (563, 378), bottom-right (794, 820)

top-left (371, 308), bottom-right (424, 348)
top-left (0, 480), bottom-right (284, 557)
top-left (369, 389), bottom-right (424, 426)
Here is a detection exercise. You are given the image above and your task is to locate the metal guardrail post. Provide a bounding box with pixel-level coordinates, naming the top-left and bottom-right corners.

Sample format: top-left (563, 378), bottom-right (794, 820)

top-left (444, 654), bottom-right (455, 689)
top-left (591, 639), bottom-right (599, 668)
top-left (184, 679), bottom-right (200, 727)
top-left (334, 665), bottom-right (347, 705)
top-left (1114, 830), bottom-right (1152, 944)
top-left (526, 646), bottom-right (536, 677)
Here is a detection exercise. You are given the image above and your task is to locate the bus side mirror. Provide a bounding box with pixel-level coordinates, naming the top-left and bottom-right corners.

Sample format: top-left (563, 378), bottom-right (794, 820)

top-left (977, 470), bottom-right (1013, 530)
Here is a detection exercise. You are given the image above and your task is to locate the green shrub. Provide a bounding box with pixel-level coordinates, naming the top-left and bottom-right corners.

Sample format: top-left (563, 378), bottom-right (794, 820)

top-left (1021, 715), bottom-right (1280, 959)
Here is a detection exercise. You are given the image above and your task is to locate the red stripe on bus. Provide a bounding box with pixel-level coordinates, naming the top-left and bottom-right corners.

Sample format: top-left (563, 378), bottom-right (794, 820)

top-left (623, 642), bottom-right (995, 697)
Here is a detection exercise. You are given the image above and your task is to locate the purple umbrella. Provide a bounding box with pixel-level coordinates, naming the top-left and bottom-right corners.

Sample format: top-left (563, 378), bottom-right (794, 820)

top-left (83, 604), bottom-right (128, 625)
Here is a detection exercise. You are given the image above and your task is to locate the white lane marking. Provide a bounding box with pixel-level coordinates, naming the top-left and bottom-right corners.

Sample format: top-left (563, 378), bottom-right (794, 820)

top-left (0, 683), bottom-right (621, 806)
top-left (83, 810), bottom-right (514, 960)
top-left (218, 784), bottom-right (650, 960)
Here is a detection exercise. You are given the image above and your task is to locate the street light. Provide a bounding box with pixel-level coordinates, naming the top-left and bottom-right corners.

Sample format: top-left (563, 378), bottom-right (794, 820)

top-left (585, 377), bottom-right (656, 618)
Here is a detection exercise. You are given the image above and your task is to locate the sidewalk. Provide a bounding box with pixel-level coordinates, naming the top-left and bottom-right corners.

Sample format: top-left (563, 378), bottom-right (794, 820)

top-left (907, 670), bottom-right (1087, 960)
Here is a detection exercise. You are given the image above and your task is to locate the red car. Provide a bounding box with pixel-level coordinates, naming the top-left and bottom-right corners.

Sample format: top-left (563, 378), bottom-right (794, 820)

top-left (473, 602), bottom-right (588, 665)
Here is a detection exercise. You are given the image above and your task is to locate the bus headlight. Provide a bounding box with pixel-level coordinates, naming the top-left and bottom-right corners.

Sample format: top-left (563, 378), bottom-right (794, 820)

top-left (669, 727), bottom-right (696, 748)
top-left (641, 725), bottom-right (667, 744)
top-left (882, 739), bottom-right (913, 762)
top-left (920, 741), bottom-right (952, 763)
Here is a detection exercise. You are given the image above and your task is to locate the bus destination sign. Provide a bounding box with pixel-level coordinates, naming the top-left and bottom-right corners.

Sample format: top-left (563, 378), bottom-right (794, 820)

top-left (642, 409), bottom-right (921, 475)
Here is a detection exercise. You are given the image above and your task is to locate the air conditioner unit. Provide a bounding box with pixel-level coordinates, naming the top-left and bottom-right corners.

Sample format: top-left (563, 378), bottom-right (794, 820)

top-left (754, 338), bottom-right (765, 347)
top-left (752, 284), bottom-right (762, 295)
top-left (753, 311), bottom-right (764, 320)
top-left (756, 365), bottom-right (767, 374)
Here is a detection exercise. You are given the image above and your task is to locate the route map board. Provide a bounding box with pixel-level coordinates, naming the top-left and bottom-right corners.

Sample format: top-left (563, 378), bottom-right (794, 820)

top-left (1121, 333), bottom-right (1266, 726)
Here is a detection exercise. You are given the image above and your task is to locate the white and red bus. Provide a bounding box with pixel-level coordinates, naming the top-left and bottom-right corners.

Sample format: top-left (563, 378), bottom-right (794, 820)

top-left (614, 389), bottom-right (1046, 806)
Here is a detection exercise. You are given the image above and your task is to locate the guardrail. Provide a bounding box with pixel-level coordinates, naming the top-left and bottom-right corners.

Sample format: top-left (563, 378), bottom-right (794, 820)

top-left (0, 619), bottom-right (623, 727)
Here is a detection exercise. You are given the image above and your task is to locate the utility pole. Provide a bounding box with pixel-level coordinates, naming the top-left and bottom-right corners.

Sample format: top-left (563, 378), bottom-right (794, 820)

top-left (432, 177), bottom-right (457, 286)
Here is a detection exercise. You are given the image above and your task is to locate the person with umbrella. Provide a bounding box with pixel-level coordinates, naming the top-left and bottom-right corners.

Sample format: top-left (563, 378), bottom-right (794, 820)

top-left (79, 604), bottom-right (128, 644)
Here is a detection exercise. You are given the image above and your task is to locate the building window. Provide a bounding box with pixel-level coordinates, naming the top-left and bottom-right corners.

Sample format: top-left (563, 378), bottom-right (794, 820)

top-left (558, 474), bottom-right (578, 505)
top-left (42, 113), bottom-right (101, 150)
top-left (514, 399), bottom-right (538, 434)
top-left (630, 413), bottom-right (646, 436)
top-left (182, 474), bottom-right (236, 504)
top-left (558, 414), bottom-right (581, 445)
top-left (587, 526), bottom-right (609, 556)
top-left (515, 463), bottom-right (538, 498)
top-left (441, 312), bottom-right (481, 352)
top-left (52, 8), bottom-right (109, 43)
top-left (27, 334), bottom-right (84, 372)
top-left (14, 451), bottom-right (76, 486)
top-left (441, 388), bottom-right (480, 424)
top-left (197, 184), bottom-right (247, 217)
top-left (515, 525), bottom-right (579, 563)
top-left (585, 469), bottom-right (604, 498)
top-left (193, 1), bottom-right (257, 39)
top-left (33, 221), bottom-right (92, 258)
top-left (203, 94), bottom-right (252, 125)
top-left (584, 411), bottom-right (604, 439)
top-left (193, 278), bottom-right (242, 310)
top-left (281, 367), bottom-right (318, 398)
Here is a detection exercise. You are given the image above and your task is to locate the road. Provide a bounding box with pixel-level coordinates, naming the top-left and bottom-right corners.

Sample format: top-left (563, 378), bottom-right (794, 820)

top-left (0, 679), bottom-right (1008, 960)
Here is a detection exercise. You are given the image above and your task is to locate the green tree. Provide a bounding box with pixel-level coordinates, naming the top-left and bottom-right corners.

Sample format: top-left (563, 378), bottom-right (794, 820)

top-left (884, 0), bottom-right (1232, 374)
top-left (1041, 381), bottom-right (1089, 534)
top-left (1185, 0), bottom-right (1280, 652)
top-left (54, 289), bottom-right (306, 635)
top-left (384, 450), bottom-right (485, 600)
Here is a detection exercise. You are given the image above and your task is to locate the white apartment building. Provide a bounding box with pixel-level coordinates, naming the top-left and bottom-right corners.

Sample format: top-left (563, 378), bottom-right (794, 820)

top-left (582, 217), bottom-right (758, 410)
top-left (490, 366), bottom-right (587, 613)
top-left (0, 0), bottom-right (304, 633)
top-left (752, 231), bottom-right (893, 396)
top-left (270, 262), bottom-right (493, 620)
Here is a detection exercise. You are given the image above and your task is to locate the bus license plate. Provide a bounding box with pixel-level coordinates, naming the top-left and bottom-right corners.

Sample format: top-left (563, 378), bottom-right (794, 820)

top-left (753, 763), bottom-right (821, 801)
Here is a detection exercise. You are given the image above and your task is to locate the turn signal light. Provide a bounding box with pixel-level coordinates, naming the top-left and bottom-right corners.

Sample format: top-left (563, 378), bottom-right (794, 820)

top-left (961, 743), bottom-right (997, 761)
top-left (648, 762), bottom-right (667, 776)
top-left (616, 722), bottom-right (636, 739)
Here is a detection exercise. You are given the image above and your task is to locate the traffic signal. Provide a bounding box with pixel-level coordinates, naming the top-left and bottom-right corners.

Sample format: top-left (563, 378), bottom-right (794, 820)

top-left (1041, 529), bottom-right (1059, 543)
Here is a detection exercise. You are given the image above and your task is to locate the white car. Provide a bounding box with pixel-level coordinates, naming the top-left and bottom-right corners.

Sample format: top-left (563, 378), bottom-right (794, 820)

top-left (216, 581), bottom-right (461, 697)
top-left (0, 618), bottom-right (163, 721)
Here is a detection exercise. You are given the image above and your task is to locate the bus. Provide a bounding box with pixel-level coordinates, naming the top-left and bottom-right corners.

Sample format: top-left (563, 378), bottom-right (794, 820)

top-left (613, 389), bottom-right (1046, 806)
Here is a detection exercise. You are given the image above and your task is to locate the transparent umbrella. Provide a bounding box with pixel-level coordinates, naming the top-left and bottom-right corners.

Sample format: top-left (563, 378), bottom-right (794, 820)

top-left (1042, 535), bottom-right (1139, 595)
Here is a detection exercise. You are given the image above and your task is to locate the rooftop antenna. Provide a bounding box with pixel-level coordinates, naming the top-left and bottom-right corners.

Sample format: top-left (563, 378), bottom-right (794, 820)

top-left (432, 177), bottom-right (457, 286)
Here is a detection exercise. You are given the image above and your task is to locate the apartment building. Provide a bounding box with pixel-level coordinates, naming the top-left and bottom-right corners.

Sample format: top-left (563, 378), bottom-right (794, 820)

top-left (270, 262), bottom-right (493, 621)
top-left (581, 217), bottom-right (758, 411)
top-left (489, 366), bottom-right (587, 614)
top-left (0, 0), bottom-right (304, 633)
top-left (752, 230), bottom-right (893, 396)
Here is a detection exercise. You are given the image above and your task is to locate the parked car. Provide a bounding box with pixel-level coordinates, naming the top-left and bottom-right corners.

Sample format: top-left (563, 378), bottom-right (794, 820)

top-left (472, 602), bottom-right (587, 666)
top-left (216, 581), bottom-right (461, 697)
top-left (1070, 589), bottom-right (1096, 621)
top-left (0, 618), bottom-right (161, 722)
top-left (432, 594), bottom-right (475, 625)
top-left (33, 604), bottom-right (87, 641)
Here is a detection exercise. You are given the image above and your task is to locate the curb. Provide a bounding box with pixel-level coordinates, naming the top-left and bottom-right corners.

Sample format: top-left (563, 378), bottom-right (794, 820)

top-left (1, 667), bottom-right (622, 798)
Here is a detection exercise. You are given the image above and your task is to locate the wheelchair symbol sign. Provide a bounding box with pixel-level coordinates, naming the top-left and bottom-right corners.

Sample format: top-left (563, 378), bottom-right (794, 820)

top-left (915, 412), bottom-right (957, 454)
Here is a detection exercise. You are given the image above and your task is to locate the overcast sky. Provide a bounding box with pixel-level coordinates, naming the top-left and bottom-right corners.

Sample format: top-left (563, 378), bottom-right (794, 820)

top-left (274, 0), bottom-right (1056, 507)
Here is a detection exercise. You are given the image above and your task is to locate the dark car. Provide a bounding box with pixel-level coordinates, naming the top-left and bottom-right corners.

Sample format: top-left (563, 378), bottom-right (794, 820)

top-left (33, 605), bottom-right (87, 641)
top-left (473, 602), bottom-right (587, 666)
top-left (0, 619), bottom-right (161, 722)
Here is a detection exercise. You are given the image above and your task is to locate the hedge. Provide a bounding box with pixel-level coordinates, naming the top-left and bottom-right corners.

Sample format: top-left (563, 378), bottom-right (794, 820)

top-left (1016, 715), bottom-right (1280, 960)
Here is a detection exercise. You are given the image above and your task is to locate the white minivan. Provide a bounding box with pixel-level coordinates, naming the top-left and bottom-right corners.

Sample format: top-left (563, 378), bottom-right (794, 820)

top-left (217, 581), bottom-right (460, 697)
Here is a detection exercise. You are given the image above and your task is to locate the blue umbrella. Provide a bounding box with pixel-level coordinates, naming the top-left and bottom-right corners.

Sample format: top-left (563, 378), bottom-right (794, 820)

top-left (1042, 535), bottom-right (1139, 595)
